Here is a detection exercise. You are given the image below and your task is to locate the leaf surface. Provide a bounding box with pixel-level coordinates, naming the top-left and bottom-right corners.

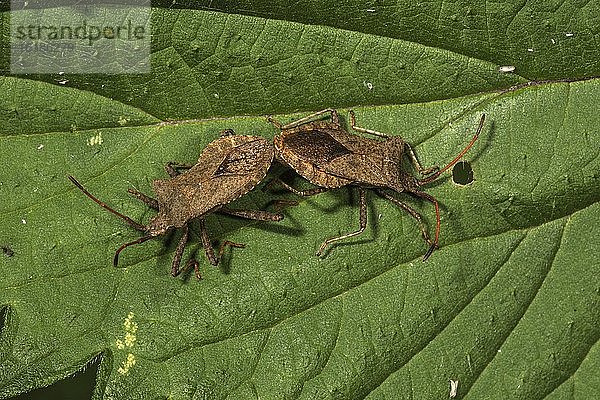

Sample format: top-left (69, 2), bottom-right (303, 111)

top-left (0, 3), bottom-right (599, 400)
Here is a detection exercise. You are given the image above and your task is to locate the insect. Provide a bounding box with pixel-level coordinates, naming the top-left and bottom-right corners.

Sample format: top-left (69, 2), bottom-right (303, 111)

top-left (69, 129), bottom-right (283, 279)
top-left (268, 109), bottom-right (485, 260)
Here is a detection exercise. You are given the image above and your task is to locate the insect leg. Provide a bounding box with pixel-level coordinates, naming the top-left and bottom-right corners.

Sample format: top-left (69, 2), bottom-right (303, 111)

top-left (374, 189), bottom-right (433, 246)
top-left (348, 110), bottom-right (390, 139)
top-left (171, 224), bottom-right (189, 277)
top-left (403, 143), bottom-right (440, 177)
top-left (170, 226), bottom-right (202, 279)
top-left (268, 108), bottom-right (339, 130)
top-left (186, 259), bottom-right (201, 280)
top-left (411, 190), bottom-right (440, 261)
top-left (217, 240), bottom-right (246, 262)
top-left (198, 218), bottom-right (245, 266)
top-left (165, 162), bottom-right (195, 178)
top-left (316, 187), bottom-right (368, 256)
top-left (266, 115), bottom-right (283, 129)
top-left (218, 208), bottom-right (284, 221)
top-left (219, 129), bottom-right (235, 137)
top-left (269, 179), bottom-right (330, 197)
top-left (127, 189), bottom-right (159, 210)
top-left (189, 259), bottom-right (201, 280)
top-left (198, 218), bottom-right (218, 265)
top-left (171, 258), bottom-right (202, 280)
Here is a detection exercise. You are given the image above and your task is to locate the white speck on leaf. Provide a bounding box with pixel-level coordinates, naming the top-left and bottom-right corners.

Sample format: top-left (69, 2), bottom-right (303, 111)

top-left (449, 380), bottom-right (459, 397)
top-left (87, 133), bottom-right (103, 146)
top-left (565, 33), bottom-right (574, 37)
top-left (213, 93), bottom-right (219, 99)
top-left (366, 8), bottom-right (376, 12)
top-left (21, 219), bottom-right (26, 224)
top-left (498, 65), bottom-right (515, 73)
top-left (363, 81), bottom-right (373, 90)
top-left (551, 38), bottom-right (556, 44)
top-left (527, 48), bottom-right (534, 52)
top-left (37, 144), bottom-right (44, 150)
top-left (57, 79), bottom-right (69, 85)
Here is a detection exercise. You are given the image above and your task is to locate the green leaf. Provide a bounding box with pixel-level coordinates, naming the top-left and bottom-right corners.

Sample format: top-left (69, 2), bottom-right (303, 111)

top-left (1, 3), bottom-right (599, 400)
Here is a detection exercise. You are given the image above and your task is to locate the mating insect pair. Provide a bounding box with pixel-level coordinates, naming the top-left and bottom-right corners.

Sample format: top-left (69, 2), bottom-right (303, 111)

top-left (70, 111), bottom-right (484, 278)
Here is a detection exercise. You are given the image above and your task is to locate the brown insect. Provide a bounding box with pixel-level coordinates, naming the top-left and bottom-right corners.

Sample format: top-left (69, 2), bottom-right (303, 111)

top-left (69, 129), bottom-right (283, 279)
top-left (268, 109), bottom-right (485, 260)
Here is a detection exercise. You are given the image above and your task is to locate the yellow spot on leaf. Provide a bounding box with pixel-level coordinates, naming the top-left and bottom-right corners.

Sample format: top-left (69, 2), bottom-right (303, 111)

top-left (87, 133), bottom-right (103, 146)
top-left (124, 332), bottom-right (136, 347)
top-left (116, 312), bottom-right (139, 375)
top-left (124, 312), bottom-right (138, 334)
top-left (117, 353), bottom-right (136, 375)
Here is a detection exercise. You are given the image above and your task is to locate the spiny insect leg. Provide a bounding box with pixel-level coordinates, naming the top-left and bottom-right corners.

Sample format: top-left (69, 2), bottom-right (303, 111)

top-left (268, 108), bottom-right (339, 130)
top-left (217, 241), bottom-right (245, 262)
top-left (199, 218), bottom-right (217, 265)
top-left (188, 259), bottom-right (202, 280)
top-left (374, 189), bottom-right (433, 246)
top-left (165, 162), bottom-right (194, 178)
top-left (269, 179), bottom-right (330, 197)
top-left (171, 224), bottom-right (189, 277)
top-left (266, 115), bottom-right (283, 129)
top-left (127, 189), bottom-right (159, 210)
top-left (348, 109), bottom-right (389, 139)
top-left (270, 199), bottom-right (300, 213)
top-left (411, 190), bottom-right (440, 261)
top-left (219, 129), bottom-right (235, 137)
top-left (199, 218), bottom-right (245, 266)
top-left (218, 208), bottom-right (284, 222)
top-left (404, 142), bottom-right (439, 176)
top-left (172, 258), bottom-right (201, 280)
top-left (317, 187), bottom-right (367, 256)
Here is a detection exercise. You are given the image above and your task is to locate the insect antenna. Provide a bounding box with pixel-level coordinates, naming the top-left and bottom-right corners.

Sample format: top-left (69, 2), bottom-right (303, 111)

top-left (114, 235), bottom-right (153, 267)
top-left (68, 175), bottom-right (146, 232)
top-left (418, 114), bottom-right (485, 186)
top-left (413, 191), bottom-right (440, 261)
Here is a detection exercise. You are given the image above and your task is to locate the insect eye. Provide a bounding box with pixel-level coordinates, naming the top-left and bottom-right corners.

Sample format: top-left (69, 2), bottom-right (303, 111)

top-left (452, 161), bottom-right (474, 185)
